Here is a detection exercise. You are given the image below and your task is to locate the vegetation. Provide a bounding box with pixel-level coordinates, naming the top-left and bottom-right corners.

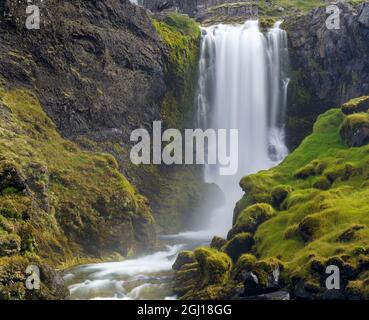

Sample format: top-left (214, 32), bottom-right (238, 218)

top-left (175, 100), bottom-right (369, 299)
top-left (0, 87), bottom-right (155, 299)
top-left (152, 13), bottom-right (201, 128)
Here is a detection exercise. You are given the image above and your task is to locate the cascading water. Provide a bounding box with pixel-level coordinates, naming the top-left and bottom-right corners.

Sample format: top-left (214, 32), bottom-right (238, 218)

top-left (65, 19), bottom-right (290, 300)
top-left (197, 20), bottom-right (289, 234)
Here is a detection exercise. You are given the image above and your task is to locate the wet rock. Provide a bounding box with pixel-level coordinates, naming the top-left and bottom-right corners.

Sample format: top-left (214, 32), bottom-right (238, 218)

top-left (237, 290), bottom-right (290, 300)
top-left (172, 251), bottom-right (195, 271)
top-left (294, 279), bottom-right (322, 300)
top-left (241, 266), bottom-right (282, 297)
top-left (210, 236), bottom-right (227, 250)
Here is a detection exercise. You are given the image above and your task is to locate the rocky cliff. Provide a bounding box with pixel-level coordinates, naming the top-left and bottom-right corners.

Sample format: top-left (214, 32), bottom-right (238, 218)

top-left (285, 2), bottom-right (369, 149)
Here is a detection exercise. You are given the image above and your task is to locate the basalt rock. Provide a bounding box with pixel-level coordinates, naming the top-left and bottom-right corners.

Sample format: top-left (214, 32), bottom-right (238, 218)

top-left (285, 3), bottom-right (369, 150)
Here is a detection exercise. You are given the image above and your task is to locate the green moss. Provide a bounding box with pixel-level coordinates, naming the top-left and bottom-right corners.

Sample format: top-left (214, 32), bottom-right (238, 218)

top-left (194, 247), bottom-right (232, 286)
top-left (234, 253), bottom-right (257, 278)
top-left (312, 176), bottom-right (331, 191)
top-left (341, 96), bottom-right (369, 115)
top-left (152, 13), bottom-right (200, 128)
top-left (346, 278), bottom-right (369, 299)
top-left (224, 107), bottom-right (369, 297)
top-left (210, 236), bottom-right (227, 250)
top-left (340, 113), bottom-right (369, 147)
top-left (173, 250), bottom-right (196, 271)
top-left (229, 203), bottom-right (275, 238)
top-left (294, 161), bottom-right (317, 179)
top-left (337, 225), bottom-right (365, 243)
top-left (271, 185), bottom-right (294, 208)
top-left (222, 233), bottom-right (254, 263)
top-left (0, 87), bottom-right (156, 298)
top-left (239, 174), bottom-right (274, 205)
top-left (342, 113), bottom-right (369, 128)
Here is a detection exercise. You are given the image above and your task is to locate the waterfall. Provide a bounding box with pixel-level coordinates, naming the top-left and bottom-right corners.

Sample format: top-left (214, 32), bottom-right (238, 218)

top-left (129, 0), bottom-right (143, 5)
top-left (197, 21), bottom-right (289, 234)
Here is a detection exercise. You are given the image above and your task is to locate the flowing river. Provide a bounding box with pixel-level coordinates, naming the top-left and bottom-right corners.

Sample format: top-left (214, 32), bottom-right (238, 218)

top-left (64, 20), bottom-right (289, 300)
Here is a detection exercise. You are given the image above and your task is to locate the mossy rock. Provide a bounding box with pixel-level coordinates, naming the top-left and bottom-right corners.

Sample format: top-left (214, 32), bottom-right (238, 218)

top-left (173, 262), bottom-right (200, 296)
top-left (271, 185), bottom-right (294, 208)
top-left (294, 161), bottom-right (317, 179)
top-left (222, 233), bottom-right (255, 263)
top-left (0, 160), bottom-right (26, 195)
top-left (233, 253), bottom-right (257, 281)
top-left (283, 224), bottom-right (299, 240)
top-left (172, 250), bottom-right (195, 271)
top-left (337, 225), bottom-right (365, 242)
top-left (210, 236), bottom-right (227, 250)
top-left (251, 258), bottom-right (284, 288)
top-left (239, 174), bottom-right (274, 206)
top-left (194, 247), bottom-right (232, 286)
top-left (228, 203), bottom-right (275, 238)
top-left (341, 96), bottom-right (369, 115)
top-left (346, 279), bottom-right (369, 299)
top-left (0, 87), bottom-right (157, 298)
top-left (0, 233), bottom-right (21, 256)
top-left (298, 215), bottom-right (322, 242)
top-left (340, 113), bottom-right (369, 147)
top-left (312, 176), bottom-right (331, 190)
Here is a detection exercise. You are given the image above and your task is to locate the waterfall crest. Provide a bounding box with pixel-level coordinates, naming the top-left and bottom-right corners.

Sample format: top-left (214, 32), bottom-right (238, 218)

top-left (197, 20), bottom-right (289, 234)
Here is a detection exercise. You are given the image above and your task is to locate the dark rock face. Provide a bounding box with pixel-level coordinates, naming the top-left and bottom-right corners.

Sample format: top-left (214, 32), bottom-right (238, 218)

top-left (142, 0), bottom-right (257, 21)
top-left (285, 3), bottom-right (369, 149)
top-left (0, 0), bottom-right (166, 143)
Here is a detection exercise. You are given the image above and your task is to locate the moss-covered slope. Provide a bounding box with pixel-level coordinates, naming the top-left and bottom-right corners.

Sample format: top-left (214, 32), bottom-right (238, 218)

top-left (174, 98), bottom-right (369, 299)
top-left (0, 86), bottom-right (156, 299)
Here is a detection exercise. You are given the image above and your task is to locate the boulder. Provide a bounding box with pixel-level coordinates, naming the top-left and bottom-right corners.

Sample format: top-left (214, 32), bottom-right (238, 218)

top-left (271, 185), bottom-right (294, 208)
top-left (340, 113), bottom-right (369, 147)
top-left (312, 176), bottom-right (331, 191)
top-left (298, 215), bottom-right (321, 242)
top-left (239, 259), bottom-right (283, 297)
top-left (228, 203), bottom-right (275, 239)
top-left (194, 247), bottom-right (232, 286)
top-left (210, 236), bottom-right (227, 250)
top-left (222, 233), bottom-right (254, 263)
top-left (172, 250), bottom-right (195, 271)
top-left (341, 96), bottom-right (369, 115)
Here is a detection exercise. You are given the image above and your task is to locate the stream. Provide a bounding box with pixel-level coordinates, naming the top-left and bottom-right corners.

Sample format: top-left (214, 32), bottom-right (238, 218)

top-left (64, 231), bottom-right (215, 300)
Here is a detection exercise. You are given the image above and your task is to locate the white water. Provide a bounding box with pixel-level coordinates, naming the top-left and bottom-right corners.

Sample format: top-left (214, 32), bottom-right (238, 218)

top-left (65, 20), bottom-right (289, 300)
top-left (197, 20), bottom-right (289, 234)
top-left (65, 233), bottom-right (211, 300)
top-left (129, 0), bottom-right (143, 6)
